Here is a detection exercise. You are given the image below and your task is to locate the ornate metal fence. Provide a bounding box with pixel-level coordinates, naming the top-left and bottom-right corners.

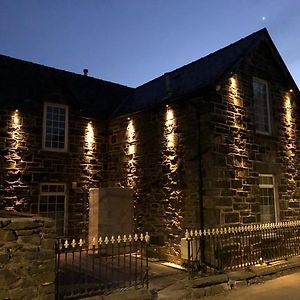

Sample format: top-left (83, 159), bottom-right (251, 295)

top-left (55, 233), bottom-right (150, 299)
top-left (183, 221), bottom-right (300, 276)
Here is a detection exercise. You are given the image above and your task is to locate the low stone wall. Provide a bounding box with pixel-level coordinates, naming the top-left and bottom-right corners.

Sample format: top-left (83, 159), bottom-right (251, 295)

top-left (0, 211), bottom-right (56, 300)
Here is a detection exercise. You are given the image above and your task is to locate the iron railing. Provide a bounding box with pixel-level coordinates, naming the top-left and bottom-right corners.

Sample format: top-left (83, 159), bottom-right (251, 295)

top-left (55, 233), bottom-right (150, 299)
top-left (183, 221), bottom-right (300, 276)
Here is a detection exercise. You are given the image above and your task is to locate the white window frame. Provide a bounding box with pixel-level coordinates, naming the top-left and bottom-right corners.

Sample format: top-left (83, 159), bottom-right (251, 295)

top-left (39, 183), bottom-right (67, 236)
top-left (253, 77), bottom-right (271, 135)
top-left (259, 174), bottom-right (278, 223)
top-left (43, 102), bottom-right (69, 152)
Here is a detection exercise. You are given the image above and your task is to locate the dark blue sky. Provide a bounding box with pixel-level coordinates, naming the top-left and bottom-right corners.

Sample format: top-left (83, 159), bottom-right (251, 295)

top-left (1, 1), bottom-right (299, 87)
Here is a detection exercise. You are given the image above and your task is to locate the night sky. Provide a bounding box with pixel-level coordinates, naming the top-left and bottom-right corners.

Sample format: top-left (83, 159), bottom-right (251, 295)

top-left (1, 0), bottom-right (299, 88)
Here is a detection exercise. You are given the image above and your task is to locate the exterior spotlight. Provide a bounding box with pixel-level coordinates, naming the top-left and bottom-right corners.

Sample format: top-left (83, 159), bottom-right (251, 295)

top-left (289, 89), bottom-right (293, 93)
top-left (166, 104), bottom-right (169, 108)
top-left (15, 109), bottom-right (19, 112)
top-left (127, 117), bottom-right (130, 121)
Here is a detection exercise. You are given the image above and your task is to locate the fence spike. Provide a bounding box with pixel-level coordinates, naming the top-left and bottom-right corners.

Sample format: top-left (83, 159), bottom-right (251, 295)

top-left (79, 238), bottom-right (84, 247)
top-left (64, 240), bottom-right (69, 249)
top-left (111, 236), bottom-right (115, 243)
top-left (203, 229), bottom-right (207, 236)
top-left (190, 229), bottom-right (194, 237)
top-left (185, 229), bottom-right (190, 239)
top-left (117, 235), bottom-right (121, 243)
top-left (211, 228), bottom-right (215, 236)
top-left (194, 230), bottom-right (198, 237)
top-left (98, 237), bottom-right (103, 245)
top-left (145, 232), bottom-right (150, 243)
top-left (134, 233), bottom-right (138, 242)
top-left (71, 239), bottom-right (76, 248)
top-left (58, 239), bottom-right (62, 250)
top-left (123, 235), bottom-right (127, 242)
top-left (104, 236), bottom-right (109, 244)
top-left (128, 234), bottom-right (133, 242)
top-left (140, 233), bottom-right (144, 241)
top-left (199, 229), bottom-right (203, 236)
top-left (92, 237), bottom-right (96, 246)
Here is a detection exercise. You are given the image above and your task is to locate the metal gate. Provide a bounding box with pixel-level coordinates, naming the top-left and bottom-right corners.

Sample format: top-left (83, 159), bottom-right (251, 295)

top-left (55, 233), bottom-right (150, 299)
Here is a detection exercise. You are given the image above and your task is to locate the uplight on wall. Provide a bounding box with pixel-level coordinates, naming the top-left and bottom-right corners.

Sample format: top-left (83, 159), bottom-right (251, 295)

top-left (284, 94), bottom-right (293, 126)
top-left (283, 92), bottom-right (296, 159)
top-left (9, 109), bottom-right (25, 169)
top-left (127, 119), bottom-right (136, 155)
top-left (82, 120), bottom-right (100, 189)
top-left (85, 121), bottom-right (95, 151)
top-left (125, 118), bottom-right (137, 188)
top-left (165, 106), bottom-right (176, 149)
top-left (229, 75), bottom-right (243, 108)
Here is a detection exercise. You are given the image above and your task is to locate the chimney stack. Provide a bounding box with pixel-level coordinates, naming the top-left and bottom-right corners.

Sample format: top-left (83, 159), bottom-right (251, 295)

top-left (83, 69), bottom-right (88, 76)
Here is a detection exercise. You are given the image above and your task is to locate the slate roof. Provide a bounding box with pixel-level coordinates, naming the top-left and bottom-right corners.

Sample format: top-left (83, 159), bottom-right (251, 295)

top-left (0, 54), bottom-right (133, 119)
top-left (113, 28), bottom-right (298, 117)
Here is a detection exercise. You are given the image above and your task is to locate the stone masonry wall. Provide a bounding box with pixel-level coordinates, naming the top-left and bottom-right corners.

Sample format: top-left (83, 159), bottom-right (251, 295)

top-left (0, 211), bottom-right (56, 300)
top-left (0, 102), bottom-right (107, 237)
top-left (202, 41), bottom-right (300, 226)
top-left (107, 98), bottom-right (211, 261)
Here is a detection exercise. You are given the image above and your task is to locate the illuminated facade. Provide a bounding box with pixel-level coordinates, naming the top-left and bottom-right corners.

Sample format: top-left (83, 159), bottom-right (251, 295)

top-left (1, 28), bottom-right (300, 260)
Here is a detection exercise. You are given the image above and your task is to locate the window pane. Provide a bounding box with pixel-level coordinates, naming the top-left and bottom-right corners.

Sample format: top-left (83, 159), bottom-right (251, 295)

top-left (44, 104), bottom-right (67, 150)
top-left (39, 184), bottom-right (66, 236)
top-left (259, 175), bottom-right (276, 223)
top-left (253, 79), bottom-right (270, 134)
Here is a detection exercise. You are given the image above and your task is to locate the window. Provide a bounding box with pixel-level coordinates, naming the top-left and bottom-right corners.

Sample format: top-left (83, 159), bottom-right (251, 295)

top-left (43, 103), bottom-right (68, 151)
top-left (253, 78), bottom-right (271, 134)
top-left (39, 183), bottom-right (67, 236)
top-left (259, 174), bottom-right (277, 223)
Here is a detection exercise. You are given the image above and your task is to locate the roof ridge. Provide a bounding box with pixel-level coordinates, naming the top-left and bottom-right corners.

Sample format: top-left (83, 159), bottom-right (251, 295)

top-left (134, 28), bottom-right (268, 89)
top-left (0, 53), bottom-right (133, 90)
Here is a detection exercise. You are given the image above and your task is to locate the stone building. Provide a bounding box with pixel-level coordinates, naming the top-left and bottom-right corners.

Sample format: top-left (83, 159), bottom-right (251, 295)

top-left (0, 28), bottom-right (299, 260)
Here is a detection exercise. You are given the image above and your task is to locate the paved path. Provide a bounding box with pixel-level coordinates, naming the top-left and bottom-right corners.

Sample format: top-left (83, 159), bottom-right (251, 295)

top-left (206, 272), bottom-right (300, 300)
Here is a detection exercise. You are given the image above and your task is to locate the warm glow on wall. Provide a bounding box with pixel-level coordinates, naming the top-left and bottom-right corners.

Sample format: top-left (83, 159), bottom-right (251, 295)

top-left (284, 94), bottom-right (292, 126)
top-left (13, 110), bottom-right (20, 126)
top-left (127, 119), bottom-right (136, 155)
top-left (283, 92), bottom-right (296, 159)
top-left (229, 76), bottom-right (241, 107)
top-left (82, 120), bottom-right (100, 189)
top-left (165, 106), bottom-right (176, 149)
top-left (85, 121), bottom-right (95, 150)
top-left (11, 110), bottom-right (23, 150)
top-left (9, 109), bottom-right (25, 169)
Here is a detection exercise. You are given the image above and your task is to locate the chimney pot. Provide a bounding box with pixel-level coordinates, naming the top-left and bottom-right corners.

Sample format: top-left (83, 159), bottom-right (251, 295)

top-left (83, 69), bottom-right (88, 76)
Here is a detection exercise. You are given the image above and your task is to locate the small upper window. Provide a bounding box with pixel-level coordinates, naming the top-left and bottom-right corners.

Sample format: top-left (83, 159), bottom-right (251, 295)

top-left (259, 174), bottom-right (277, 223)
top-left (43, 103), bottom-right (68, 151)
top-left (253, 78), bottom-right (271, 135)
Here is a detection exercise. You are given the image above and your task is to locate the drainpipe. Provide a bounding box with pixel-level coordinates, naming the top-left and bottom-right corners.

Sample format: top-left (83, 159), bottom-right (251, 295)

top-left (189, 100), bottom-right (205, 265)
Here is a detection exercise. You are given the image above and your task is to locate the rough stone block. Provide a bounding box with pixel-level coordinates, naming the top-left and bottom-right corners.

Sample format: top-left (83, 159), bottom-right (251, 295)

top-left (192, 274), bottom-right (228, 288)
top-left (5, 220), bottom-right (43, 230)
top-left (9, 287), bottom-right (38, 300)
top-left (0, 269), bottom-right (19, 286)
top-left (0, 219), bottom-right (11, 228)
top-left (227, 270), bottom-right (256, 281)
top-left (18, 234), bottom-right (41, 245)
top-left (0, 229), bottom-right (17, 241)
top-left (41, 239), bottom-right (56, 249)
